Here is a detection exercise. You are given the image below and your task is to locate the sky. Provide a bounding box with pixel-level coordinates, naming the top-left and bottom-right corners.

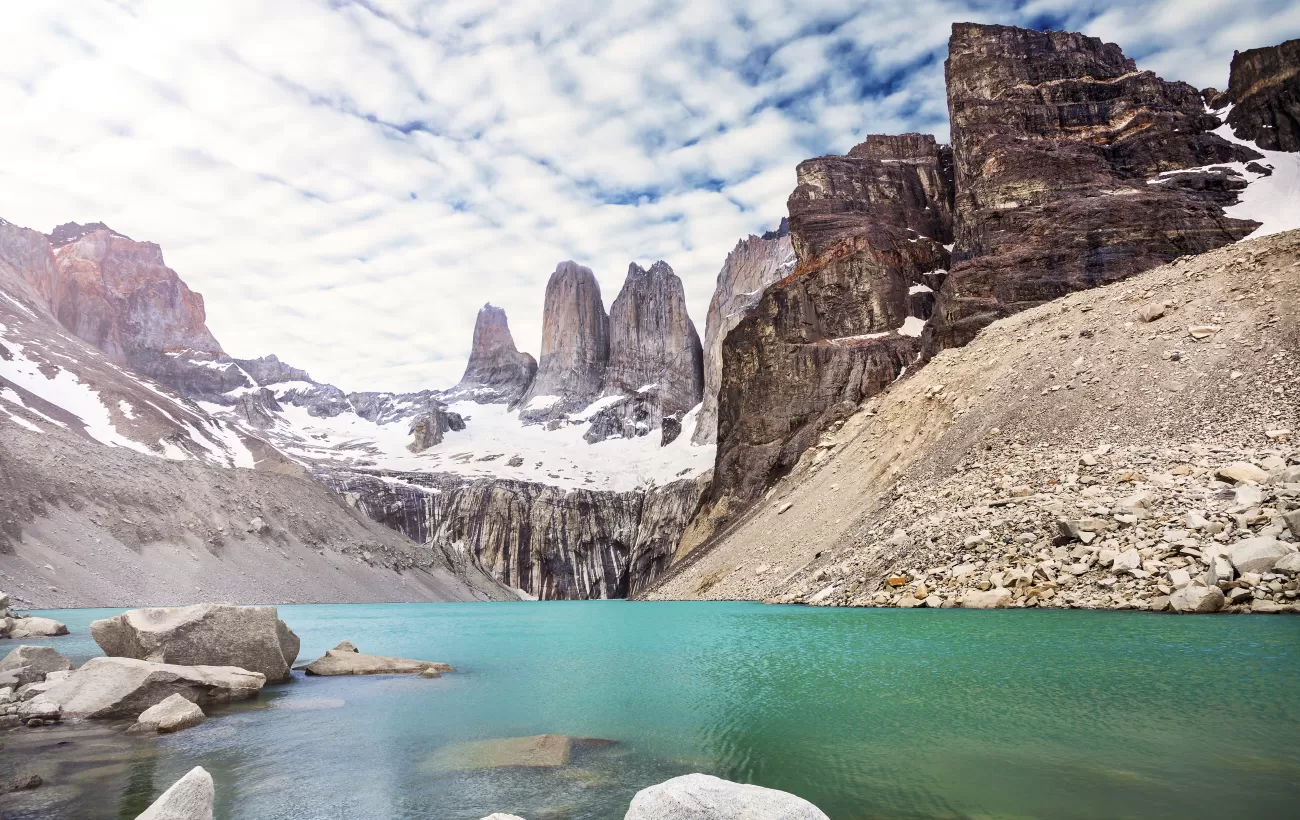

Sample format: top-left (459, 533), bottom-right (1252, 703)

top-left (1, 1), bottom-right (1297, 392)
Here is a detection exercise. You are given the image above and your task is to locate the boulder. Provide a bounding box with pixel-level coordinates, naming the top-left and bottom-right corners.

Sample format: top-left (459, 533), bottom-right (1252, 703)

top-left (1170, 585), bottom-right (1225, 613)
top-left (430, 734), bottom-right (578, 770)
top-left (625, 773), bottom-right (829, 820)
top-left (132, 693), bottom-right (206, 734)
top-left (480, 816), bottom-right (527, 820)
top-left (1215, 462), bottom-right (1270, 485)
top-left (1112, 549), bottom-right (1142, 575)
top-left (1274, 553), bottom-right (1300, 574)
top-left (300, 645), bottom-right (452, 677)
top-left (8, 616), bottom-right (69, 638)
top-left (17, 692), bottom-right (62, 722)
top-left (960, 588), bottom-right (1013, 609)
top-left (0, 645), bottom-right (72, 687)
top-left (91, 603), bottom-right (299, 682)
top-left (1250, 600), bottom-right (1294, 614)
top-left (0, 590), bottom-right (8, 610)
top-left (1227, 537), bottom-right (1287, 575)
top-left (42, 657), bottom-right (265, 719)
top-left (137, 766), bottom-right (214, 820)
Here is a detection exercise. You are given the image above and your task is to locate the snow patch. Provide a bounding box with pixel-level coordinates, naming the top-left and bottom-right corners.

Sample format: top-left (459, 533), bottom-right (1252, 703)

top-left (909, 284), bottom-right (933, 294)
top-left (899, 316), bottom-right (926, 337)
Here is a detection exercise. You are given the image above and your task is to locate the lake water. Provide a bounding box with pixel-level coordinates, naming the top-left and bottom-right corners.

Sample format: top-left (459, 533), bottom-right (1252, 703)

top-left (3, 602), bottom-right (1298, 819)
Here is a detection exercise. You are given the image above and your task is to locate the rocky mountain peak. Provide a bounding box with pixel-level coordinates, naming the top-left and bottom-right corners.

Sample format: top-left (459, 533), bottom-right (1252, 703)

top-left (48, 221), bottom-right (133, 248)
top-left (1225, 38), bottom-right (1300, 151)
top-left (604, 260), bottom-right (703, 417)
top-left (447, 303), bottom-right (537, 404)
top-left (518, 260), bottom-right (610, 417)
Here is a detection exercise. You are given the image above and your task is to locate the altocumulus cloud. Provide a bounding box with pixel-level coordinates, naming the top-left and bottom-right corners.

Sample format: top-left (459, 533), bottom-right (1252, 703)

top-left (0, 0), bottom-right (1296, 390)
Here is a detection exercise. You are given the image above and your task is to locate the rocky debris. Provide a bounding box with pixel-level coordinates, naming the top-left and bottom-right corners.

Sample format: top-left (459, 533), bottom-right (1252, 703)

top-left (648, 231), bottom-right (1300, 613)
top-left (518, 261), bottom-right (610, 420)
top-left (1224, 39), bottom-right (1300, 152)
top-left (130, 692), bottom-right (206, 734)
top-left (705, 133), bottom-right (952, 521)
top-left (624, 773), bottom-right (829, 820)
top-left (91, 603), bottom-right (300, 682)
top-left (444, 304), bottom-right (538, 405)
top-left (427, 734), bottom-right (613, 771)
top-left (300, 642), bottom-right (453, 676)
top-left (324, 469), bottom-right (708, 600)
top-left (42, 657), bottom-right (265, 719)
top-left (0, 646), bottom-right (71, 688)
top-left (693, 222), bottom-right (796, 445)
top-left (922, 23), bottom-right (1260, 359)
top-left (602, 261), bottom-right (704, 423)
top-left (136, 766), bottom-right (215, 820)
top-left (408, 404), bottom-right (467, 452)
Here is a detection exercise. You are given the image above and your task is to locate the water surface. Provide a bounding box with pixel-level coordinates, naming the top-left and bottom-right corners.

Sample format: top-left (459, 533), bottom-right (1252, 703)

top-left (5, 602), bottom-right (1298, 819)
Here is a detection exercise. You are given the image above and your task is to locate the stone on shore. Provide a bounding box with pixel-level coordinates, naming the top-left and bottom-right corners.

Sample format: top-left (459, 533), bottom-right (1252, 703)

top-left (1169, 585), bottom-right (1226, 613)
top-left (43, 657), bottom-right (265, 719)
top-left (1226, 537), bottom-right (1287, 575)
top-left (91, 603), bottom-right (300, 682)
top-left (132, 693), bottom-right (206, 734)
top-left (960, 589), bottom-right (1013, 609)
top-left (8, 616), bottom-right (70, 639)
top-left (301, 644), bottom-right (452, 677)
top-left (625, 773), bottom-right (829, 820)
top-left (136, 766), bottom-right (214, 820)
top-left (0, 645), bottom-right (72, 687)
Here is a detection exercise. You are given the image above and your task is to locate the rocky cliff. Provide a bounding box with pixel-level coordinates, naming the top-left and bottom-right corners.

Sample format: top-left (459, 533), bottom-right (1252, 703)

top-left (1224, 38), bottom-right (1300, 151)
top-left (443, 303), bottom-right (537, 404)
top-left (701, 134), bottom-right (953, 524)
top-left (0, 219), bottom-right (61, 318)
top-left (692, 221), bottom-right (795, 446)
top-left (921, 23), bottom-right (1262, 357)
top-left (518, 261), bottom-right (610, 419)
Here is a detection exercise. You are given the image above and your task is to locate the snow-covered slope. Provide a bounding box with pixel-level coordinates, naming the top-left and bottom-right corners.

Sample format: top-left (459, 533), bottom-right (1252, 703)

top-left (1213, 106), bottom-right (1300, 238)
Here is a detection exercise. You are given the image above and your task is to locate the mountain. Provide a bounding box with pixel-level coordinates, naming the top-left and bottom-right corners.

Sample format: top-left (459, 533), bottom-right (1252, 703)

top-left (518, 261), bottom-right (611, 420)
top-left (1223, 38), bottom-right (1300, 151)
top-left (441, 304), bottom-right (537, 405)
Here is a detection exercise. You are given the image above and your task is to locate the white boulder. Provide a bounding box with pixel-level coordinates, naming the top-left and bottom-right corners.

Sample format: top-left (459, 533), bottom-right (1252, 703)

top-left (137, 766), bottom-right (214, 820)
top-left (1227, 537), bottom-right (1287, 575)
top-left (8, 616), bottom-right (69, 639)
top-left (1170, 584), bottom-right (1225, 613)
top-left (43, 656), bottom-right (265, 719)
top-left (960, 588), bottom-right (1013, 609)
top-left (0, 645), bottom-right (71, 687)
top-left (625, 774), bottom-right (829, 820)
top-left (132, 693), bottom-right (206, 734)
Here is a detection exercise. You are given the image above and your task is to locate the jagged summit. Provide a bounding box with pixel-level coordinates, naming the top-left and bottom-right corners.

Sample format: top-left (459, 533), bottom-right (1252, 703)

top-left (760, 217), bottom-right (790, 241)
top-left (1225, 38), bottom-right (1300, 151)
top-left (447, 303), bottom-right (536, 404)
top-left (48, 221), bottom-right (133, 247)
top-left (518, 260), bottom-right (610, 418)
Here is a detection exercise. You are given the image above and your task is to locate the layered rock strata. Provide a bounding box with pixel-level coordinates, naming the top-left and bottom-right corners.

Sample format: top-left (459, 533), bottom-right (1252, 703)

top-left (518, 261), bottom-right (609, 419)
top-left (1224, 39), bottom-right (1300, 151)
top-left (921, 23), bottom-right (1262, 357)
top-left (692, 221), bottom-right (796, 445)
top-left (443, 303), bottom-right (537, 404)
top-left (322, 469), bottom-right (709, 600)
top-left (708, 134), bottom-right (954, 517)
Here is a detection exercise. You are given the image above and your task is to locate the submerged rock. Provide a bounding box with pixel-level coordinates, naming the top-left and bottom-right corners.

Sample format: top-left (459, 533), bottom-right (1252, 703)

top-left (625, 773), bottom-right (829, 820)
top-left (428, 734), bottom-right (613, 771)
top-left (131, 693), bottom-right (206, 734)
top-left (136, 766), bottom-right (214, 820)
top-left (91, 603), bottom-right (300, 682)
top-left (42, 657), bottom-right (265, 719)
top-left (300, 643), bottom-right (453, 677)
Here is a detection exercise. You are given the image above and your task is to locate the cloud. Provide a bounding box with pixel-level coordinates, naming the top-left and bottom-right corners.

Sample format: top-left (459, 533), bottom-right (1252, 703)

top-left (0, 0), bottom-right (1295, 391)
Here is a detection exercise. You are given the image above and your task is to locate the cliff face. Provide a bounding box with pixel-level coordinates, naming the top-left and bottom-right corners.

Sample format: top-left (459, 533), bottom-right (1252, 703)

top-left (323, 469), bottom-right (708, 599)
top-left (693, 222), bottom-right (796, 446)
top-left (1225, 39), bottom-right (1300, 151)
top-left (444, 303), bottom-right (537, 404)
top-left (0, 219), bottom-right (61, 317)
top-left (707, 134), bottom-right (954, 516)
top-left (922, 23), bottom-right (1262, 356)
top-left (519, 261), bottom-right (609, 418)
top-left (604, 261), bottom-right (704, 416)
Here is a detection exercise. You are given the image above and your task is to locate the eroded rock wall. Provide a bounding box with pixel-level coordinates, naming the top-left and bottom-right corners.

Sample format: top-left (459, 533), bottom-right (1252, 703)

top-left (518, 261), bottom-right (609, 419)
top-left (1226, 38), bottom-right (1300, 151)
top-left (604, 261), bottom-right (703, 418)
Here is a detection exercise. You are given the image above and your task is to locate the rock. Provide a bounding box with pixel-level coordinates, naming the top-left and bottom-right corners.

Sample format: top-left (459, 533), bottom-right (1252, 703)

top-left (42, 657), bottom-right (265, 719)
top-left (1167, 569), bottom-right (1193, 589)
top-left (132, 693), bottom-right (206, 734)
top-left (0, 646), bottom-right (71, 687)
top-left (480, 816), bottom-right (527, 820)
top-left (301, 646), bottom-right (453, 677)
top-left (625, 773), bottom-right (829, 820)
top-left (445, 303), bottom-right (538, 404)
top-left (1225, 39), bottom-right (1300, 151)
top-left (1112, 549), bottom-right (1143, 575)
top-left (16, 694), bottom-right (61, 722)
top-left (428, 734), bottom-right (593, 770)
top-left (407, 404), bottom-right (467, 452)
top-left (1140, 304), bottom-right (1167, 322)
top-left (896, 595), bottom-right (923, 608)
top-left (1170, 585), bottom-right (1225, 613)
top-left (1205, 554), bottom-right (1235, 586)
top-left (1215, 462), bottom-right (1270, 485)
top-left (517, 261), bottom-right (610, 419)
top-left (960, 588), bottom-right (1013, 609)
top-left (603, 261), bottom-right (705, 420)
top-left (1227, 537), bottom-right (1287, 575)
top-left (1250, 599), bottom-right (1294, 614)
top-left (1274, 553), bottom-right (1300, 574)
top-left (91, 603), bottom-right (300, 682)
top-left (8, 616), bottom-right (69, 639)
top-left (136, 766), bottom-right (214, 820)
top-left (0, 591), bottom-right (8, 610)
top-left (247, 516), bottom-right (269, 535)
top-left (1283, 509), bottom-right (1300, 539)
top-left (921, 23), bottom-right (1258, 359)
top-left (332, 640), bottom-right (358, 653)
top-left (693, 222), bottom-right (795, 445)
top-left (9, 772), bottom-right (42, 791)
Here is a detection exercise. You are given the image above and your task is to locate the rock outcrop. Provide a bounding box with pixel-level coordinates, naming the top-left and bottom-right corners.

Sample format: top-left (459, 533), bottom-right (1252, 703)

top-left (1224, 39), bottom-right (1300, 151)
top-left (693, 221), bottom-right (796, 445)
top-left (131, 692), bottom-right (206, 734)
top-left (90, 603), bottom-right (300, 682)
top-left (707, 134), bottom-right (953, 518)
top-left (603, 261), bottom-right (704, 419)
top-left (136, 766), bottom-right (215, 820)
top-left (408, 404), bottom-right (467, 452)
top-left (518, 261), bottom-right (609, 419)
top-left (300, 642), bottom-right (453, 676)
top-left (0, 219), bottom-right (61, 317)
top-left (922, 23), bottom-right (1261, 358)
top-left (323, 469), bottom-right (708, 600)
top-left (625, 774), bottom-right (830, 820)
top-left (444, 304), bottom-right (538, 404)
top-left (0, 646), bottom-right (71, 687)
top-left (43, 656), bottom-right (265, 719)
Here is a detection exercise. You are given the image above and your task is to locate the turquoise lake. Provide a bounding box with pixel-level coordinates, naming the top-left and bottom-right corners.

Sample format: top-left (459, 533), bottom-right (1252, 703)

top-left (4, 602), bottom-right (1299, 819)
